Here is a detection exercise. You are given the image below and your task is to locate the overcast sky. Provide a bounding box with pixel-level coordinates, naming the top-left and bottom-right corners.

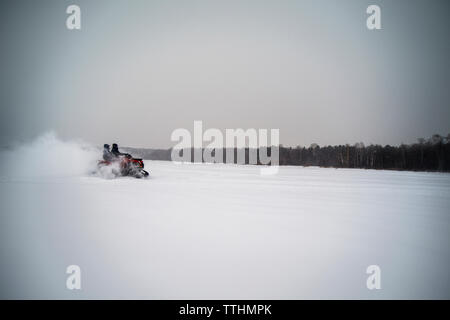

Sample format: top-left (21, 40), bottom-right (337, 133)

top-left (1, 0), bottom-right (449, 148)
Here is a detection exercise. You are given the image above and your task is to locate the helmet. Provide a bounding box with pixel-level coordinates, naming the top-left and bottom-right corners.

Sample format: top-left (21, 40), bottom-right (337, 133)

top-left (104, 144), bottom-right (110, 149)
top-left (112, 143), bottom-right (118, 149)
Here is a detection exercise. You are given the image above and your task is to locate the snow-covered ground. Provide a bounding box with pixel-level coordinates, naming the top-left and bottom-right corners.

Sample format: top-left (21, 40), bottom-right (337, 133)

top-left (1, 136), bottom-right (450, 299)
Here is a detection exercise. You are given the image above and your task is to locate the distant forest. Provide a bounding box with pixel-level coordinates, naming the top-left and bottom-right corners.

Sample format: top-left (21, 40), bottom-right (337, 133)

top-left (124, 134), bottom-right (450, 172)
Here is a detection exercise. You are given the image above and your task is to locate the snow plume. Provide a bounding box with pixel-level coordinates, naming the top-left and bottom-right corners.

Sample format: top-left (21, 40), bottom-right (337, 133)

top-left (0, 132), bottom-right (100, 179)
top-left (96, 159), bottom-right (122, 179)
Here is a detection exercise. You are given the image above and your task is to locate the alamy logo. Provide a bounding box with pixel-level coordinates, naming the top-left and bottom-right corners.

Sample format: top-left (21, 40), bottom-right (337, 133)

top-left (171, 121), bottom-right (280, 175)
top-left (66, 265), bottom-right (81, 290)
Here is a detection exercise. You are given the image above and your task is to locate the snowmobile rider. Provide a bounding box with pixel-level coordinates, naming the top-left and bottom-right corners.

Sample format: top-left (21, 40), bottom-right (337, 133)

top-left (103, 144), bottom-right (114, 162)
top-left (111, 143), bottom-right (130, 158)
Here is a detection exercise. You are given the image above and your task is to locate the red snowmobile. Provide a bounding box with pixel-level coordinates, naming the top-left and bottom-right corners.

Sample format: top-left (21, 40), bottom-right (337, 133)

top-left (98, 154), bottom-right (149, 178)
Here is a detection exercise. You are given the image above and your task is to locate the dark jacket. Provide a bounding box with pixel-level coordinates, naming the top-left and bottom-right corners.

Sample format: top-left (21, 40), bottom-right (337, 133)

top-left (111, 145), bottom-right (128, 158)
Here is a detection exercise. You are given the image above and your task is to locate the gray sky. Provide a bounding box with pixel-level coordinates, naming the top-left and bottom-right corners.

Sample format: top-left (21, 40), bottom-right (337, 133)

top-left (1, 0), bottom-right (449, 148)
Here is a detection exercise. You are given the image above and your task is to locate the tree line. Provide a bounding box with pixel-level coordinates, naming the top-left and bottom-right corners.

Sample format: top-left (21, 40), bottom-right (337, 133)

top-left (124, 134), bottom-right (450, 172)
top-left (277, 134), bottom-right (450, 171)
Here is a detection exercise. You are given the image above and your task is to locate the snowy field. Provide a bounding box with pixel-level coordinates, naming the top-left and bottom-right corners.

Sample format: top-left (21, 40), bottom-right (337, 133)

top-left (1, 136), bottom-right (450, 299)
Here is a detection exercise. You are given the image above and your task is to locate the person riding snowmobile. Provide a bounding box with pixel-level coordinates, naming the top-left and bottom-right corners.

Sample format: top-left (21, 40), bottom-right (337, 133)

top-left (98, 143), bottom-right (149, 178)
top-left (103, 144), bottom-right (114, 162)
top-left (111, 143), bottom-right (130, 159)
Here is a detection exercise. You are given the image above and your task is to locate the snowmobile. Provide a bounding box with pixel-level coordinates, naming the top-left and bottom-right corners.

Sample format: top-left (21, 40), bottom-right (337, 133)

top-left (98, 154), bottom-right (149, 178)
